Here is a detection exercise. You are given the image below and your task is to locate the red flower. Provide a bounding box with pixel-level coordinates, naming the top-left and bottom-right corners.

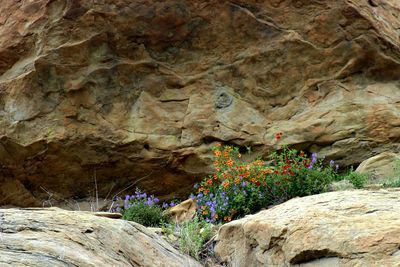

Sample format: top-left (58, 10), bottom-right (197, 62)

top-left (275, 132), bottom-right (283, 141)
top-left (299, 152), bottom-right (305, 157)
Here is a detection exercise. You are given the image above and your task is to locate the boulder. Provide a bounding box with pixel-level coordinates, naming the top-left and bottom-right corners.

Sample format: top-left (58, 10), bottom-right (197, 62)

top-left (0, 0), bottom-right (399, 205)
top-left (166, 198), bottom-right (197, 224)
top-left (356, 152), bottom-right (400, 183)
top-left (215, 190), bottom-right (400, 266)
top-left (0, 207), bottom-right (201, 267)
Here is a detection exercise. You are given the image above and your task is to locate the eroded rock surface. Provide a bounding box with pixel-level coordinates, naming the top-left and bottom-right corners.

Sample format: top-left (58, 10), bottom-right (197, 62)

top-left (0, 0), bottom-right (399, 205)
top-left (215, 190), bottom-right (400, 266)
top-left (0, 207), bottom-right (201, 267)
top-left (356, 152), bottom-right (400, 182)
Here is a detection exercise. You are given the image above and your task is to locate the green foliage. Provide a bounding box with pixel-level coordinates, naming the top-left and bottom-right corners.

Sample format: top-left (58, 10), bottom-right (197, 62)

top-left (164, 217), bottom-right (213, 260)
top-left (341, 168), bottom-right (368, 189)
top-left (383, 159), bottom-right (400, 188)
top-left (194, 138), bottom-right (340, 223)
top-left (122, 202), bottom-right (166, 227)
top-left (179, 218), bottom-right (213, 260)
top-left (194, 133), bottom-right (366, 224)
top-left (117, 188), bottom-right (168, 227)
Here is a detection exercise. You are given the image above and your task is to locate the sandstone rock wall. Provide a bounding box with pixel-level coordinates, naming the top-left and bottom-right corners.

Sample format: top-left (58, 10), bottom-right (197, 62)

top-left (0, 0), bottom-right (399, 205)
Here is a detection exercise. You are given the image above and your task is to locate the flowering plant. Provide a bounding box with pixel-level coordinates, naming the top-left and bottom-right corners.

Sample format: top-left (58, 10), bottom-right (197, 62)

top-left (194, 133), bottom-right (340, 223)
top-left (117, 188), bottom-right (171, 227)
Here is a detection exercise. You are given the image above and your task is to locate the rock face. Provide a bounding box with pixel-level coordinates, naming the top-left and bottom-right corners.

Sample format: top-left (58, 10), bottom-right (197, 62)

top-left (356, 152), bottom-right (400, 182)
top-left (0, 207), bottom-right (201, 267)
top-left (0, 0), bottom-right (399, 205)
top-left (215, 190), bottom-right (400, 266)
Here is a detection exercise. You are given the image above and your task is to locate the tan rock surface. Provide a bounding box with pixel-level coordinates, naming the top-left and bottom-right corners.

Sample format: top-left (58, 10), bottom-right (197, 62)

top-left (166, 198), bottom-right (197, 223)
top-left (215, 190), bottom-right (400, 266)
top-left (0, 207), bottom-right (201, 267)
top-left (356, 152), bottom-right (400, 182)
top-left (0, 1), bottom-right (399, 205)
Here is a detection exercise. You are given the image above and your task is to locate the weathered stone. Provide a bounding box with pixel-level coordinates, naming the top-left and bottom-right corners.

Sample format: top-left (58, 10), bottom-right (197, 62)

top-left (166, 198), bottom-right (197, 223)
top-left (215, 190), bottom-right (400, 266)
top-left (0, 0), bottom-right (399, 205)
top-left (0, 207), bottom-right (201, 267)
top-left (356, 152), bottom-right (400, 182)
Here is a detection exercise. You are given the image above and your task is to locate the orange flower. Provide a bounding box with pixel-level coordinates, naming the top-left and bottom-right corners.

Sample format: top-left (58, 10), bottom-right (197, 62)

top-left (202, 211), bottom-right (209, 215)
top-left (201, 206), bottom-right (206, 210)
top-left (223, 181), bottom-right (230, 188)
top-left (213, 161), bottom-right (219, 166)
top-left (226, 159), bottom-right (233, 166)
top-left (213, 174), bottom-right (218, 180)
top-left (234, 178), bottom-right (240, 184)
top-left (207, 179), bottom-right (213, 185)
top-left (224, 151), bottom-right (229, 158)
top-left (214, 150), bottom-right (222, 157)
top-left (216, 143), bottom-right (222, 147)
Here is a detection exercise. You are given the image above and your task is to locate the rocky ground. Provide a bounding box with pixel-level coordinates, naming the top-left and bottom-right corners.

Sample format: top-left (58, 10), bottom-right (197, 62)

top-left (1, 189), bottom-right (400, 267)
top-left (0, 208), bottom-right (201, 267)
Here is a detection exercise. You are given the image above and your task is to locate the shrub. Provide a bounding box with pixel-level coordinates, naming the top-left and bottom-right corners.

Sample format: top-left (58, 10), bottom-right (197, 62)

top-left (341, 168), bottom-right (368, 189)
top-left (119, 189), bottom-right (167, 227)
top-left (164, 217), bottom-right (213, 260)
top-left (193, 133), bottom-right (352, 223)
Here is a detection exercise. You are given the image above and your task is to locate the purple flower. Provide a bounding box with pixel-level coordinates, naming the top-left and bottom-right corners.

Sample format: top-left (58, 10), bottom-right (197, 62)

top-left (242, 181), bottom-right (246, 187)
top-left (162, 203), bottom-right (169, 209)
top-left (153, 198), bottom-right (159, 203)
top-left (145, 197), bottom-right (154, 206)
top-left (169, 202), bottom-right (176, 207)
top-left (194, 183), bottom-right (199, 189)
top-left (124, 195), bottom-right (130, 209)
top-left (329, 160), bottom-right (334, 166)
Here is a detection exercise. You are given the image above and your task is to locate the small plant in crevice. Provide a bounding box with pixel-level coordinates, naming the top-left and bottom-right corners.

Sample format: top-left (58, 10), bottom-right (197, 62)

top-left (163, 216), bottom-right (214, 260)
top-left (383, 159), bottom-right (400, 188)
top-left (340, 167), bottom-right (369, 189)
top-left (113, 188), bottom-right (176, 227)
